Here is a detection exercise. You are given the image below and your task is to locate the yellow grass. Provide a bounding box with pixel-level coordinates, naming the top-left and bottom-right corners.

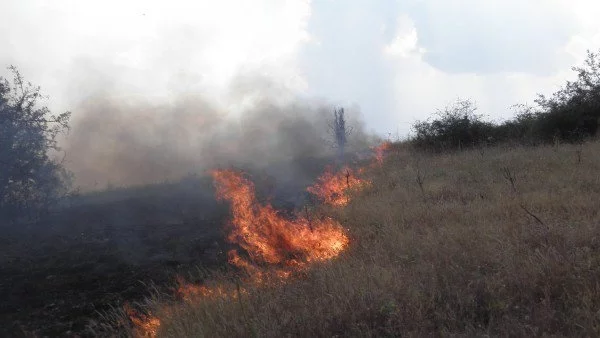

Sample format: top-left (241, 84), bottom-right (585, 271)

top-left (140, 140), bottom-right (600, 337)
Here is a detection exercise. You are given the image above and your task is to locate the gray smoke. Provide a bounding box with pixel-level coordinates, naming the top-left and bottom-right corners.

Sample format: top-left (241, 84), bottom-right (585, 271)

top-left (64, 73), bottom-right (374, 191)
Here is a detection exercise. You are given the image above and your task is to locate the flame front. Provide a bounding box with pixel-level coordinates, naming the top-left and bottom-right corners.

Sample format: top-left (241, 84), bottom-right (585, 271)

top-left (307, 141), bottom-right (391, 206)
top-left (307, 166), bottom-right (368, 207)
top-left (126, 139), bottom-right (394, 336)
top-left (212, 169), bottom-right (349, 275)
top-left (124, 303), bottom-right (161, 338)
top-left (374, 141), bottom-right (392, 166)
top-left (176, 275), bottom-right (234, 301)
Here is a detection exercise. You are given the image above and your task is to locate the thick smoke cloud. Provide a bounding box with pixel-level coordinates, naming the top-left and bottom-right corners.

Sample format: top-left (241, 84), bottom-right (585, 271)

top-left (65, 73), bottom-right (372, 190)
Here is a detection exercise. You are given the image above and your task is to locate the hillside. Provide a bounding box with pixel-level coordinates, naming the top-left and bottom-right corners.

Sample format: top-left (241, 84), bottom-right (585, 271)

top-left (0, 154), bottom-right (340, 336)
top-left (129, 140), bottom-right (600, 337)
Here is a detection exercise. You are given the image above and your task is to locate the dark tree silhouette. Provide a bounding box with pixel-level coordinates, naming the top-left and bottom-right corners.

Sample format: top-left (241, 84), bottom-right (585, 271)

top-left (0, 66), bottom-right (71, 221)
top-left (329, 107), bottom-right (352, 162)
top-left (533, 50), bottom-right (600, 142)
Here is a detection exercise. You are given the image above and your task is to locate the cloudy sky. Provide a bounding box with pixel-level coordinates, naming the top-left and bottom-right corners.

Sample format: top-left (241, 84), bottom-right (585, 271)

top-left (2, 0), bottom-right (600, 137)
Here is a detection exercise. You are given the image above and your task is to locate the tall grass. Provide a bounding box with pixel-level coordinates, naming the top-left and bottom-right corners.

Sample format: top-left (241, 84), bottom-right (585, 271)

top-left (140, 140), bottom-right (600, 337)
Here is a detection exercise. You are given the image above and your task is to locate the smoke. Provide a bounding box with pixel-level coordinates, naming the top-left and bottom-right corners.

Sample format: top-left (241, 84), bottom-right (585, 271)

top-left (64, 72), bottom-right (373, 191)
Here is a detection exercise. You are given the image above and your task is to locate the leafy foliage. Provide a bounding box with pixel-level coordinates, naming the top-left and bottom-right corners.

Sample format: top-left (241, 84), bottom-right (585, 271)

top-left (412, 99), bottom-right (494, 151)
top-left (533, 50), bottom-right (600, 142)
top-left (412, 50), bottom-right (600, 150)
top-left (0, 66), bottom-right (71, 221)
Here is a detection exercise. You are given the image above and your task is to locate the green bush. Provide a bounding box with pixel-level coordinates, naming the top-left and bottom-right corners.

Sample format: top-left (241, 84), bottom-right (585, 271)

top-left (533, 50), bottom-right (600, 142)
top-left (412, 99), bottom-right (495, 151)
top-left (411, 50), bottom-right (600, 150)
top-left (0, 66), bottom-right (72, 222)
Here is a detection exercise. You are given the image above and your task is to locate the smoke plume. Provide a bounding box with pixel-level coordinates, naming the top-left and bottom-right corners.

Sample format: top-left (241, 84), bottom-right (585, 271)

top-left (64, 73), bottom-right (373, 191)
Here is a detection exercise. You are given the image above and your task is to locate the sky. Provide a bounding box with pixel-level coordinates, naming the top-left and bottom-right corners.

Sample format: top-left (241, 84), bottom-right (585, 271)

top-left (2, 0), bottom-right (600, 138)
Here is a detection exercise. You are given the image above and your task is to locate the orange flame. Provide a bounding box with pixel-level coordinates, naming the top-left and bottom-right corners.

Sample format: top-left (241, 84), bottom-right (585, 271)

top-left (212, 169), bottom-right (349, 275)
top-left (373, 141), bottom-right (392, 166)
top-left (307, 166), bottom-right (368, 207)
top-left (126, 141), bottom-right (401, 335)
top-left (307, 141), bottom-right (392, 207)
top-left (124, 303), bottom-right (161, 338)
top-left (176, 275), bottom-right (235, 301)
top-left (126, 142), bottom-right (394, 335)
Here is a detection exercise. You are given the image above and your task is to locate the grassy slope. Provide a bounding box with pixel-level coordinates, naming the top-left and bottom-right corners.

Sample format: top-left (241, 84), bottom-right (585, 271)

top-left (148, 141), bottom-right (600, 337)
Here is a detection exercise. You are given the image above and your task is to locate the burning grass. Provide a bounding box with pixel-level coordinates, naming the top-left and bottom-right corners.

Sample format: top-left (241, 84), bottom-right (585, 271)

top-left (212, 169), bottom-right (349, 272)
top-left (127, 165), bottom-right (356, 336)
top-left (373, 140), bottom-right (392, 165)
top-left (305, 142), bottom-right (390, 207)
top-left (306, 166), bottom-right (369, 207)
top-left (131, 140), bottom-right (600, 337)
top-left (124, 303), bottom-right (161, 338)
top-left (123, 141), bottom-right (396, 336)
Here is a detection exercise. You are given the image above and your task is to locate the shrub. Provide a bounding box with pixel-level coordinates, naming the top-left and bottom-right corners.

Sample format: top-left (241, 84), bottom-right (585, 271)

top-left (412, 99), bottom-right (494, 151)
top-left (0, 66), bottom-right (71, 222)
top-left (534, 50), bottom-right (600, 142)
top-left (490, 105), bottom-right (540, 145)
top-left (411, 50), bottom-right (600, 150)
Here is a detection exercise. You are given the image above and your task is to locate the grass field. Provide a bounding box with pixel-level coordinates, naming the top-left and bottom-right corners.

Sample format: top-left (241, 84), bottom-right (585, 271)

top-left (3, 140), bottom-right (600, 336)
top-left (136, 140), bottom-right (600, 337)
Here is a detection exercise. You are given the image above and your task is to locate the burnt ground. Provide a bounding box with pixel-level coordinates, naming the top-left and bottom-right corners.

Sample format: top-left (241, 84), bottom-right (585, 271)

top-left (0, 159), bottom-right (332, 337)
top-left (0, 177), bottom-right (230, 337)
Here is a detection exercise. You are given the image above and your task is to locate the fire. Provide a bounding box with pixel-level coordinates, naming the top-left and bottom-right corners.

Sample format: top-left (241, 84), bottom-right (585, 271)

top-left (307, 141), bottom-right (392, 207)
top-left (373, 141), bottom-right (392, 166)
top-left (212, 169), bottom-right (349, 275)
top-left (307, 166), bottom-right (368, 207)
top-left (125, 139), bottom-right (396, 335)
top-left (176, 276), bottom-right (233, 301)
top-left (124, 303), bottom-right (161, 338)
top-left (127, 169), bottom-right (350, 336)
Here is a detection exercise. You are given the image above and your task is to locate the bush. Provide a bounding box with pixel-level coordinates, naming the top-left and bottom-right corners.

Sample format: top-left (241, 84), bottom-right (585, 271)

top-left (412, 99), bottom-right (495, 151)
top-left (411, 51), bottom-right (600, 151)
top-left (534, 50), bottom-right (600, 143)
top-left (0, 66), bottom-right (71, 222)
top-left (488, 105), bottom-right (540, 145)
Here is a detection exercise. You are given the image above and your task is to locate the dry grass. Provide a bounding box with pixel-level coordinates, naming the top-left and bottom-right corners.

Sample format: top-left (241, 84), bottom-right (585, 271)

top-left (143, 140), bottom-right (600, 337)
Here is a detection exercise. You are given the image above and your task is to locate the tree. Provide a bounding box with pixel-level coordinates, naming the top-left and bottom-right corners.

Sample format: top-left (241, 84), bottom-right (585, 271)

top-left (329, 107), bottom-right (352, 162)
top-left (412, 99), bottom-right (493, 151)
top-left (0, 66), bottom-right (71, 221)
top-left (534, 50), bottom-right (600, 142)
